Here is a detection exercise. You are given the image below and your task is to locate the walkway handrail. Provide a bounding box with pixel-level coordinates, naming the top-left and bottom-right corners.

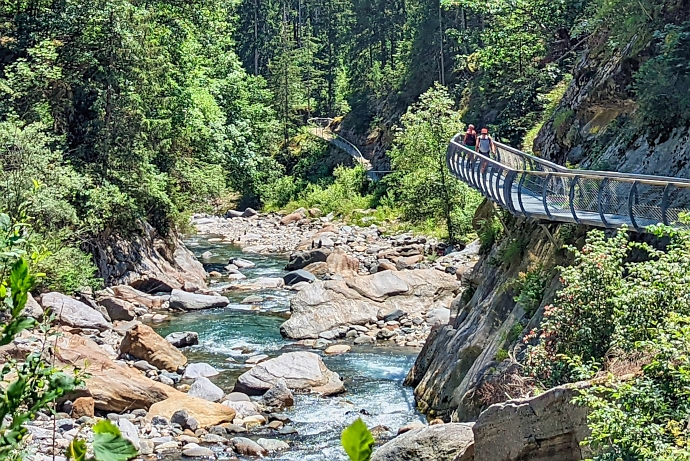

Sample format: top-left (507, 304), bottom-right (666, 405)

top-left (447, 133), bottom-right (690, 232)
top-left (307, 117), bottom-right (390, 181)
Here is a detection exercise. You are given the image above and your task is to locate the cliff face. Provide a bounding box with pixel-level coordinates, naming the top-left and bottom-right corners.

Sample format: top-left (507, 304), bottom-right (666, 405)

top-left (407, 34), bottom-right (690, 422)
top-left (405, 215), bottom-right (579, 421)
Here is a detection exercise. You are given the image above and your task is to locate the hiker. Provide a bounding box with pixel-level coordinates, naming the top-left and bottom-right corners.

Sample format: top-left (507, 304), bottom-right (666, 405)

top-left (476, 128), bottom-right (495, 157)
top-left (463, 124), bottom-right (477, 151)
top-left (476, 127), bottom-right (496, 174)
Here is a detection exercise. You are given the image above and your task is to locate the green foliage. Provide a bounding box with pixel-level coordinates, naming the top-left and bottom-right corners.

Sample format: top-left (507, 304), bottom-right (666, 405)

top-left (0, 259), bottom-right (81, 458)
top-left (36, 245), bottom-right (102, 294)
top-left (495, 348), bottom-right (509, 362)
top-left (478, 217), bottom-right (503, 254)
top-left (341, 418), bottom-right (374, 461)
top-left (388, 85), bottom-right (482, 243)
top-left (576, 315), bottom-right (690, 461)
top-left (511, 267), bottom-right (548, 317)
top-left (67, 420), bottom-right (138, 461)
top-left (500, 237), bottom-right (528, 264)
top-left (524, 225), bottom-right (690, 388)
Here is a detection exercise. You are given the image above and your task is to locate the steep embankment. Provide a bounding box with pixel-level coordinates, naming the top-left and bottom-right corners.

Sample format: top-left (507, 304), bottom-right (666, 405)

top-left (406, 30), bottom-right (690, 423)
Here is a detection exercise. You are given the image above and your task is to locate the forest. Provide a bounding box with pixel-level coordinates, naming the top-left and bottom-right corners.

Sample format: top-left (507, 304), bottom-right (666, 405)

top-left (3, 0), bottom-right (690, 460)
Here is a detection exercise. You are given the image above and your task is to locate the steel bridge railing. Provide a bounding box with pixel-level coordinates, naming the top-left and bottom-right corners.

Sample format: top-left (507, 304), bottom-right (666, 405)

top-left (446, 133), bottom-right (690, 232)
top-left (307, 117), bottom-right (391, 182)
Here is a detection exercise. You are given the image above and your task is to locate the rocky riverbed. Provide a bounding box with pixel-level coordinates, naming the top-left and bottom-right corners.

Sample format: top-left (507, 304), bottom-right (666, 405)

top-left (18, 210), bottom-right (481, 460)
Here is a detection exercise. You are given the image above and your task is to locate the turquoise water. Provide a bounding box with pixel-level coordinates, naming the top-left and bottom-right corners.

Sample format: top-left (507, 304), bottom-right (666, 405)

top-left (153, 236), bottom-right (423, 460)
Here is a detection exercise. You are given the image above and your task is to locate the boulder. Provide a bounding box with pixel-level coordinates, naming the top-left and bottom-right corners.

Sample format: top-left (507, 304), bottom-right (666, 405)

top-left (254, 277), bottom-right (285, 289)
top-left (224, 392), bottom-right (251, 402)
top-left (98, 296), bottom-right (139, 321)
top-left (147, 393), bottom-right (236, 429)
top-left (120, 324), bottom-right (187, 372)
top-left (303, 262), bottom-right (329, 276)
top-left (241, 208), bottom-right (258, 218)
top-left (165, 331), bottom-right (199, 348)
top-left (234, 351), bottom-right (345, 396)
top-left (232, 437), bottom-right (268, 457)
top-left (188, 377), bottom-right (225, 402)
top-left (472, 384), bottom-right (590, 461)
top-left (396, 254), bottom-right (424, 270)
top-left (53, 333), bottom-right (176, 412)
top-left (325, 344), bottom-right (351, 355)
top-left (231, 258), bottom-right (255, 269)
top-left (283, 270), bottom-right (316, 286)
top-left (111, 285), bottom-right (164, 309)
top-left (426, 308), bottom-right (451, 327)
top-left (257, 438), bottom-right (289, 452)
top-left (182, 446), bottom-right (215, 458)
top-left (222, 400), bottom-right (259, 419)
top-left (326, 248), bottom-right (360, 277)
top-left (261, 378), bottom-right (294, 408)
top-left (71, 397), bottom-right (95, 418)
top-left (184, 363), bottom-right (219, 379)
top-left (24, 293), bottom-right (44, 320)
top-left (280, 270), bottom-right (459, 339)
top-left (41, 293), bottom-right (111, 331)
top-left (117, 418), bottom-right (141, 450)
top-left (285, 249), bottom-right (330, 271)
top-left (280, 208), bottom-right (307, 226)
top-left (169, 289), bottom-right (229, 311)
top-left (371, 423), bottom-right (475, 461)
top-left (240, 295), bottom-right (264, 304)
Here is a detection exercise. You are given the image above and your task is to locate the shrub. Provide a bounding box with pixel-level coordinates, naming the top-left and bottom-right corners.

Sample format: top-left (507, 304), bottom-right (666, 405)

top-left (511, 267), bottom-right (548, 318)
top-left (478, 217), bottom-right (503, 253)
top-left (35, 245), bottom-right (101, 294)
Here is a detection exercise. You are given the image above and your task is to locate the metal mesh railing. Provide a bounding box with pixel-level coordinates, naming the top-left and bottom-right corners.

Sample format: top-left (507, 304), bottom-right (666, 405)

top-left (447, 135), bottom-right (690, 232)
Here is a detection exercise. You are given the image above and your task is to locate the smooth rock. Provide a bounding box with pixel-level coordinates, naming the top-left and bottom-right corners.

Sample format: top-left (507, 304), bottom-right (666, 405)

top-left (245, 354), bottom-right (269, 365)
top-left (182, 446), bottom-right (216, 458)
top-left (184, 363), bottom-right (220, 379)
top-left (188, 377), bottom-right (225, 402)
top-left (71, 397), bottom-right (95, 418)
top-left (283, 270), bottom-right (316, 286)
top-left (169, 289), bottom-right (229, 311)
top-left (165, 331), bottom-right (199, 348)
top-left (147, 394), bottom-right (236, 428)
top-left (257, 438), bottom-right (289, 452)
top-left (234, 351), bottom-right (345, 396)
top-left (303, 262), bottom-right (329, 276)
top-left (240, 295), bottom-right (264, 304)
top-left (222, 401), bottom-right (259, 419)
top-left (111, 285), bottom-right (164, 309)
top-left (354, 335), bottom-right (376, 345)
top-left (285, 249), bottom-right (330, 271)
top-left (371, 423), bottom-right (475, 461)
top-left (473, 384), bottom-right (591, 461)
top-left (98, 296), bottom-right (139, 321)
top-left (120, 323), bottom-right (187, 372)
top-left (326, 248), bottom-right (360, 277)
top-left (41, 292), bottom-right (111, 331)
top-left (324, 344), bottom-right (351, 355)
top-left (224, 392), bottom-right (250, 402)
top-left (117, 418), bottom-right (141, 450)
top-left (261, 378), bottom-right (294, 408)
top-left (426, 308), bottom-right (451, 328)
top-left (230, 258), bottom-right (255, 269)
top-left (232, 437), bottom-right (268, 457)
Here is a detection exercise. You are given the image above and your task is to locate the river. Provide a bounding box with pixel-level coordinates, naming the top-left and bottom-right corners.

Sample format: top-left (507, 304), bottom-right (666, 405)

top-left (153, 235), bottom-right (423, 460)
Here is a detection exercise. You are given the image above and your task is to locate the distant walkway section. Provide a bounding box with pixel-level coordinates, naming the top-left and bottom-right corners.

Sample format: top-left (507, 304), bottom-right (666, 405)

top-left (307, 118), bottom-right (390, 181)
top-left (446, 133), bottom-right (690, 233)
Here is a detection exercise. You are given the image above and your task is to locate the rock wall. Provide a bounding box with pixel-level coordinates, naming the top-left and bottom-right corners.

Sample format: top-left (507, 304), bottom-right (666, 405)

top-left (405, 215), bottom-right (583, 421)
top-left (91, 222), bottom-right (207, 292)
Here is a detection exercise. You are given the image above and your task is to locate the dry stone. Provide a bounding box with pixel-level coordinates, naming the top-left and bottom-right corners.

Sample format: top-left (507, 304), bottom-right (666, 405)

top-left (41, 293), bottom-right (111, 331)
top-left (371, 423), bottom-right (474, 461)
top-left (472, 384), bottom-right (591, 461)
top-left (120, 323), bottom-right (187, 372)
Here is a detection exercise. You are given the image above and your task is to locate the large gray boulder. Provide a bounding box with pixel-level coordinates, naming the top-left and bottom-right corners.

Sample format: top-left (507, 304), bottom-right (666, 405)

top-left (169, 289), bottom-right (229, 310)
top-left (188, 377), bottom-right (225, 402)
top-left (280, 270), bottom-right (459, 339)
top-left (165, 331), bottom-right (199, 348)
top-left (234, 352), bottom-right (344, 396)
top-left (283, 270), bottom-right (316, 286)
top-left (472, 384), bottom-right (591, 461)
top-left (261, 378), bottom-right (294, 408)
top-left (41, 292), bottom-right (111, 331)
top-left (371, 423), bottom-right (474, 461)
top-left (98, 296), bottom-right (140, 321)
top-left (285, 249), bottom-right (330, 271)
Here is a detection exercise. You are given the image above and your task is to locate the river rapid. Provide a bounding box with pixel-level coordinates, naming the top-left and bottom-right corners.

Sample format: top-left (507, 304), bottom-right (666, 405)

top-left (153, 235), bottom-right (423, 460)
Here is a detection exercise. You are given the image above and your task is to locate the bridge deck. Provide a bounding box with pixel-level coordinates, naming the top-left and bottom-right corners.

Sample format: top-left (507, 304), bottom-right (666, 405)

top-left (447, 134), bottom-right (690, 233)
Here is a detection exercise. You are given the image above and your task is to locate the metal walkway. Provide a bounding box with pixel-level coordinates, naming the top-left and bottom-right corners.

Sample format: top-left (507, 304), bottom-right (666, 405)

top-left (307, 118), bottom-right (390, 181)
top-left (446, 133), bottom-right (690, 232)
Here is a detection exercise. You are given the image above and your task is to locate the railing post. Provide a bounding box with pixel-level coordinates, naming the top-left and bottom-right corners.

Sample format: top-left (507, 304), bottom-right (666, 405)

top-left (597, 178), bottom-right (610, 227)
top-left (518, 172), bottom-right (530, 218)
top-left (662, 183), bottom-right (672, 225)
top-left (628, 181), bottom-right (642, 232)
top-left (569, 175), bottom-right (580, 224)
top-left (542, 173), bottom-right (554, 220)
top-left (503, 170), bottom-right (517, 214)
top-left (495, 166), bottom-right (503, 204)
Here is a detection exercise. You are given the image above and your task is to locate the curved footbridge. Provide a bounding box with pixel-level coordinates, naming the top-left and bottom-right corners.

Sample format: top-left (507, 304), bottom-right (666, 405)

top-left (307, 117), bottom-right (391, 181)
top-left (446, 134), bottom-right (690, 233)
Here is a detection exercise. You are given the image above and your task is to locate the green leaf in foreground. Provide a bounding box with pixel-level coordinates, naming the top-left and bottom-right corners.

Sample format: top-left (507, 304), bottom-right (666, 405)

top-left (91, 420), bottom-right (138, 461)
top-left (66, 439), bottom-right (87, 461)
top-left (341, 418), bottom-right (375, 461)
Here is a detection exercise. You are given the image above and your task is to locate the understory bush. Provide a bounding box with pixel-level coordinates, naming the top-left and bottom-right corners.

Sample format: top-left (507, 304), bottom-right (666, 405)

top-left (522, 224), bottom-right (690, 460)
